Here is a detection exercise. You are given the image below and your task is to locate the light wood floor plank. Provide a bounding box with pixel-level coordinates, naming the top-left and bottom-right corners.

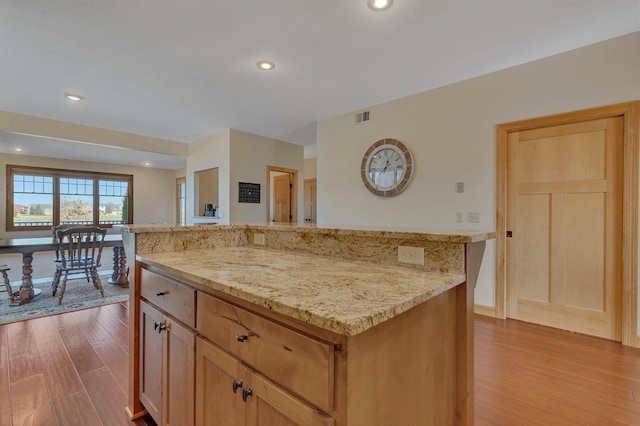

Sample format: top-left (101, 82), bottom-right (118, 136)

top-left (52, 391), bottom-right (102, 425)
top-left (93, 338), bottom-right (129, 395)
top-left (6, 321), bottom-right (41, 385)
top-left (0, 324), bottom-right (11, 414)
top-left (10, 374), bottom-right (57, 425)
top-left (81, 367), bottom-right (135, 426)
top-left (29, 316), bottom-right (85, 401)
top-left (57, 324), bottom-right (105, 375)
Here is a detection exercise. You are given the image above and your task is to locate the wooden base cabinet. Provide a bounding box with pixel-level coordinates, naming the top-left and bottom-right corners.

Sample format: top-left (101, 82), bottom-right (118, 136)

top-left (196, 337), bottom-right (333, 426)
top-left (140, 300), bottom-right (195, 426)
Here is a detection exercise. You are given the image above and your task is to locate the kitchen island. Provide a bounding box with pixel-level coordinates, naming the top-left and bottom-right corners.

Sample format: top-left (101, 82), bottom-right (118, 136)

top-left (117, 224), bottom-right (494, 426)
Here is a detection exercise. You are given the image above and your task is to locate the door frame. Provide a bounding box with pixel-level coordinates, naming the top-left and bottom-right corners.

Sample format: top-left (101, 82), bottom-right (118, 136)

top-left (496, 101), bottom-right (639, 347)
top-left (266, 165), bottom-right (298, 224)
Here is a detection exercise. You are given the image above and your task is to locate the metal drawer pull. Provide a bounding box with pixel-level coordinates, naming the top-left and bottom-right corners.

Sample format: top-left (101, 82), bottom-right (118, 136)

top-left (232, 379), bottom-right (243, 393)
top-left (235, 334), bottom-right (249, 342)
top-left (156, 291), bottom-right (166, 296)
top-left (242, 388), bottom-right (252, 402)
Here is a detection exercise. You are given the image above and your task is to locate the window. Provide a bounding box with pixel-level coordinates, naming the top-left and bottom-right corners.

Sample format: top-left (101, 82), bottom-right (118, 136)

top-left (7, 165), bottom-right (133, 231)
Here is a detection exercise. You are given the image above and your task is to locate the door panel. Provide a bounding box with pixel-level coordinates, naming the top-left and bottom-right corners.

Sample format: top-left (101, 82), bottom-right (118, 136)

top-left (274, 174), bottom-right (291, 223)
top-left (507, 117), bottom-right (623, 340)
top-left (516, 194), bottom-right (550, 303)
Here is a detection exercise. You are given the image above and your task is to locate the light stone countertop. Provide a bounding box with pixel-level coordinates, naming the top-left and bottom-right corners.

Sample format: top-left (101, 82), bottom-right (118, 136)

top-left (137, 246), bottom-right (466, 336)
top-left (117, 223), bottom-right (495, 243)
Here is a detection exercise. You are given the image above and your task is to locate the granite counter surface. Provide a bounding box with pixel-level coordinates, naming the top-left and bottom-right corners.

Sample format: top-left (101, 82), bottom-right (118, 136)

top-left (117, 223), bottom-right (495, 243)
top-left (137, 247), bottom-right (466, 336)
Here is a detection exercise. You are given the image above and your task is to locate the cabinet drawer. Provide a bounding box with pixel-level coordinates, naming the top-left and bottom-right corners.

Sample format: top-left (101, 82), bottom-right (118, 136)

top-left (140, 268), bottom-right (196, 327)
top-left (197, 293), bottom-right (334, 412)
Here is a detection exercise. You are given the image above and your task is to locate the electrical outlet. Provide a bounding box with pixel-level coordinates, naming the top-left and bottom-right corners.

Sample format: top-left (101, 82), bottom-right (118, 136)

top-left (456, 182), bottom-right (464, 193)
top-left (254, 233), bottom-right (265, 245)
top-left (398, 246), bottom-right (424, 266)
top-left (456, 212), bottom-right (464, 223)
top-left (468, 212), bottom-right (480, 223)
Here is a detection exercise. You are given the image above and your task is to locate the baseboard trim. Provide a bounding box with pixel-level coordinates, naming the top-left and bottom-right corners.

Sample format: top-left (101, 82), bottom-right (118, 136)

top-left (474, 304), bottom-right (496, 317)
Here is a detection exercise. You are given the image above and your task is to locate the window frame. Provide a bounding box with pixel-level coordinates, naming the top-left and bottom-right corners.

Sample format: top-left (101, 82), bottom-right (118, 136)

top-left (6, 165), bottom-right (134, 231)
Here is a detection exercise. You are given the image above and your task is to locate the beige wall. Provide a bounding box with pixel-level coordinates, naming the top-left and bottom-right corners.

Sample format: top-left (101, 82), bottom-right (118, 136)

top-left (229, 129), bottom-right (304, 224)
top-left (186, 130), bottom-right (231, 224)
top-left (317, 32), bottom-right (640, 309)
top-left (304, 158), bottom-right (317, 180)
top-left (1, 153), bottom-right (178, 239)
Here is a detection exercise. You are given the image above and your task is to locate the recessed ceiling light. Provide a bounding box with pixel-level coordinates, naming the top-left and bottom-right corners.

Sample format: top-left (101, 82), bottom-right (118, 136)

top-left (14, 148), bottom-right (22, 152)
top-left (65, 94), bottom-right (83, 101)
top-left (143, 162), bottom-right (151, 167)
top-left (257, 61), bottom-right (275, 71)
top-left (368, 0), bottom-right (393, 11)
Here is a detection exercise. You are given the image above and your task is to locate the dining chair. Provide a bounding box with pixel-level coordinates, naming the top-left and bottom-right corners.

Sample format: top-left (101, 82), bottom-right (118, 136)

top-left (52, 226), bottom-right (106, 304)
top-left (1, 265), bottom-right (15, 302)
top-left (52, 224), bottom-right (91, 284)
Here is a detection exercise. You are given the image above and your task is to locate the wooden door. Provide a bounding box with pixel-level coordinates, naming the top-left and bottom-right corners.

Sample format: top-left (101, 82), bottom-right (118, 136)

top-left (506, 117), bottom-right (623, 340)
top-left (195, 338), bottom-right (245, 426)
top-left (139, 301), bottom-right (163, 423)
top-left (304, 179), bottom-right (317, 223)
top-left (164, 317), bottom-right (195, 426)
top-left (274, 174), bottom-right (291, 223)
top-left (245, 373), bottom-right (334, 426)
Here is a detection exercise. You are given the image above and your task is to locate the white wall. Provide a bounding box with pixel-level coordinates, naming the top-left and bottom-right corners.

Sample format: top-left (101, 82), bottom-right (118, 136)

top-left (1, 153), bottom-right (178, 239)
top-left (229, 130), bottom-right (305, 224)
top-left (317, 32), bottom-right (640, 309)
top-left (186, 130), bottom-right (231, 224)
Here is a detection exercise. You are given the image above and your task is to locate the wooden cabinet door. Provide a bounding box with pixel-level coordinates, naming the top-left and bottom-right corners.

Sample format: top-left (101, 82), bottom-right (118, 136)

top-left (246, 373), bottom-right (334, 426)
top-left (196, 338), bottom-right (245, 426)
top-left (165, 317), bottom-right (195, 426)
top-left (139, 301), bottom-right (163, 423)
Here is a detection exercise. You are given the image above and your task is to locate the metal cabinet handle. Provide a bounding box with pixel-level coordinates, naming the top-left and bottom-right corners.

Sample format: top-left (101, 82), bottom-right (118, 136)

top-left (232, 379), bottom-right (243, 394)
top-left (156, 291), bottom-right (166, 296)
top-left (242, 387), bottom-right (253, 402)
top-left (154, 322), bottom-right (160, 331)
top-left (158, 323), bottom-right (167, 333)
top-left (235, 334), bottom-right (249, 343)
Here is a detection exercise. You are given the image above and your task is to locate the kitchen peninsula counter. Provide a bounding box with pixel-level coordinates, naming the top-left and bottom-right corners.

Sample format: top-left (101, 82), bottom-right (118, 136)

top-left (137, 246), bottom-right (465, 336)
top-left (119, 224), bottom-right (495, 425)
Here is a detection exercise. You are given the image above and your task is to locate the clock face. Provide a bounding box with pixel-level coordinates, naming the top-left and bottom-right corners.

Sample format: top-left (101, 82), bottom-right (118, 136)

top-left (361, 139), bottom-right (414, 197)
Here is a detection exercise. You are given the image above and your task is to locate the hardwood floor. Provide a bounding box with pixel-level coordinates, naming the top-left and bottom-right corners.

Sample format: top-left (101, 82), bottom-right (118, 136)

top-left (475, 315), bottom-right (640, 425)
top-left (0, 302), bottom-right (156, 426)
top-left (2, 304), bottom-right (640, 425)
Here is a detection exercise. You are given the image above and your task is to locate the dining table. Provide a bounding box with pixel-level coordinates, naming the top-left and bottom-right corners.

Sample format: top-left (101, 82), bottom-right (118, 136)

top-left (0, 234), bottom-right (129, 306)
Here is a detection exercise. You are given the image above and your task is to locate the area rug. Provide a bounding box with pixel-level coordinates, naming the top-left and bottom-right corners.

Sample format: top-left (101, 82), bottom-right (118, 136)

top-left (0, 272), bottom-right (129, 324)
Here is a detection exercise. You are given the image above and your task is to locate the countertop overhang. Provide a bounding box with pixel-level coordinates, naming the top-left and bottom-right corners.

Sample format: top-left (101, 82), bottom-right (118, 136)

top-left (117, 223), bottom-right (496, 244)
top-left (137, 246), bottom-right (466, 336)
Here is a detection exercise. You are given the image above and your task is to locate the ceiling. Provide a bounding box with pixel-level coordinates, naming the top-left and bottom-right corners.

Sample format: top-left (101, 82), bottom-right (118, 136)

top-left (1, 0), bottom-right (639, 169)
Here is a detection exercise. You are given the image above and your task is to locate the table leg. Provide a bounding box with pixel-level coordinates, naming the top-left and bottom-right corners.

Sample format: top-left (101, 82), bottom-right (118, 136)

top-left (108, 246), bottom-right (129, 288)
top-left (108, 247), bottom-right (121, 284)
top-left (10, 252), bottom-right (43, 306)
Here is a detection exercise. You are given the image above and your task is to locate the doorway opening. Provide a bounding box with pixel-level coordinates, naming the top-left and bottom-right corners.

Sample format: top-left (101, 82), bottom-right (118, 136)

top-left (266, 166), bottom-right (298, 223)
top-left (176, 177), bottom-right (186, 225)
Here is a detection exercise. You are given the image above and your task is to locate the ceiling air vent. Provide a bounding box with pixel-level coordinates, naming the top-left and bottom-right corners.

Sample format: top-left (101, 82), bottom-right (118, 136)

top-left (356, 111), bottom-right (370, 123)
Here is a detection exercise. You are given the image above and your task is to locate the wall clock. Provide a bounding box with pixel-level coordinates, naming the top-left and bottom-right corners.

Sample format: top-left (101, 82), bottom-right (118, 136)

top-left (361, 138), bottom-right (414, 197)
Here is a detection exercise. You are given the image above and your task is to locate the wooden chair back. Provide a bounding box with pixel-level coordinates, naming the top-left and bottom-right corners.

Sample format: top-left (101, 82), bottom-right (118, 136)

top-left (55, 226), bottom-right (107, 271)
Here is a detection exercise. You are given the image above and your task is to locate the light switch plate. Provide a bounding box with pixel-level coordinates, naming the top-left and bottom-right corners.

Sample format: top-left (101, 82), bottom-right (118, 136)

top-left (456, 182), bottom-right (464, 193)
top-left (468, 212), bottom-right (480, 223)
